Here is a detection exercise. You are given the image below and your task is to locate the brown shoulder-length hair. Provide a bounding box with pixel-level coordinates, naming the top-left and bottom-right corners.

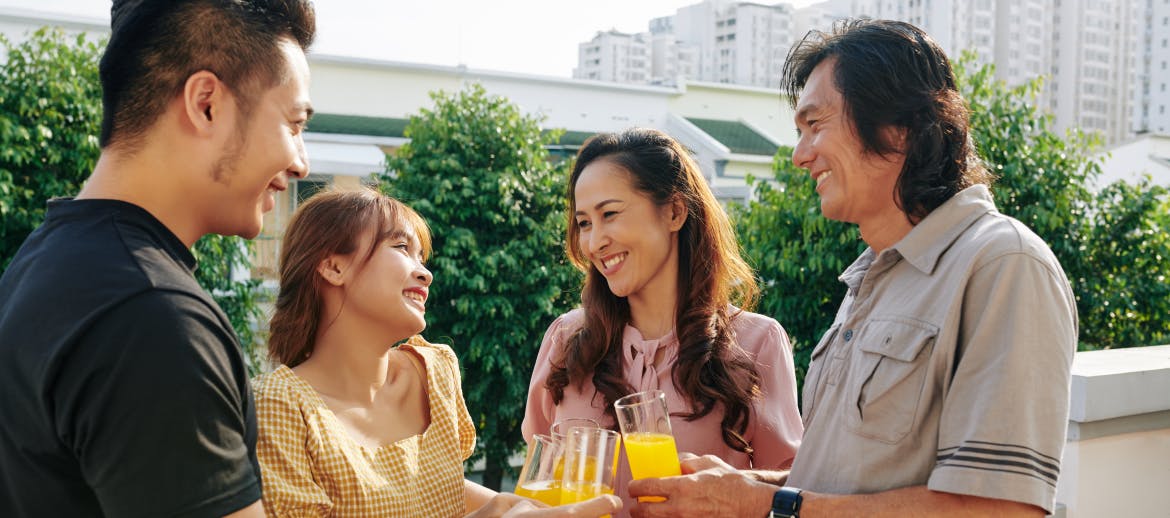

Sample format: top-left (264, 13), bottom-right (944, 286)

top-left (781, 19), bottom-right (993, 222)
top-left (546, 128), bottom-right (763, 454)
top-left (268, 187), bottom-right (432, 368)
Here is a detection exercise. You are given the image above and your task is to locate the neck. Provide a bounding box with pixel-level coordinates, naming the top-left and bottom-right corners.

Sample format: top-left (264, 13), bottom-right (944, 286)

top-left (79, 144), bottom-right (208, 247)
top-left (299, 310), bottom-right (409, 404)
top-left (858, 208), bottom-right (915, 254)
top-left (626, 267), bottom-right (679, 341)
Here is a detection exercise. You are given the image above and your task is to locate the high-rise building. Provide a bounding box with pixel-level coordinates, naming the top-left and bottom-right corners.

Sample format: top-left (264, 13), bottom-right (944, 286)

top-left (1137, 0), bottom-right (1170, 134)
top-left (574, 30), bottom-right (652, 84)
top-left (576, 0), bottom-right (801, 88)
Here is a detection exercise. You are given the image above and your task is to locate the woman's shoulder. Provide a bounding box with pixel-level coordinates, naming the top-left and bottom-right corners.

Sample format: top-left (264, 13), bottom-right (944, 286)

top-left (403, 335), bottom-right (455, 359)
top-left (728, 308), bottom-right (787, 348)
top-left (252, 365), bottom-right (314, 416)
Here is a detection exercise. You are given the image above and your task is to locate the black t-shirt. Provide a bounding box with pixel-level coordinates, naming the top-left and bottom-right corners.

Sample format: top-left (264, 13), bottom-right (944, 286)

top-left (0, 199), bottom-right (261, 517)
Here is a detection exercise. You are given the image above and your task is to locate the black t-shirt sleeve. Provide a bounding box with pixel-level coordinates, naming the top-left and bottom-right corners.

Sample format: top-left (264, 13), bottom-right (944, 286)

top-left (52, 290), bottom-right (261, 517)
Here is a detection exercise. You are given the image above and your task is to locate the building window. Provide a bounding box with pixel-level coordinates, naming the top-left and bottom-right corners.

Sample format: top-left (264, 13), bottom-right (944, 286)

top-left (294, 178), bottom-right (329, 206)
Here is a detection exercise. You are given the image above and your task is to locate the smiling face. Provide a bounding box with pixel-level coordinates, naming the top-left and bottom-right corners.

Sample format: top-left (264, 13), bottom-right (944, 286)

top-left (341, 222), bottom-right (433, 341)
top-left (573, 159), bottom-right (684, 303)
top-left (791, 58), bottom-right (906, 232)
top-left (208, 38), bottom-right (312, 239)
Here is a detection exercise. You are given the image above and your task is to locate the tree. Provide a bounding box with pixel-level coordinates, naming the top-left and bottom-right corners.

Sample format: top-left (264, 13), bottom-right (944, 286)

top-left (381, 84), bottom-right (579, 490)
top-left (733, 54), bottom-right (1170, 390)
top-left (956, 54), bottom-right (1170, 350)
top-left (0, 29), bottom-right (102, 270)
top-left (0, 28), bottom-right (267, 369)
top-left (729, 160), bottom-right (864, 386)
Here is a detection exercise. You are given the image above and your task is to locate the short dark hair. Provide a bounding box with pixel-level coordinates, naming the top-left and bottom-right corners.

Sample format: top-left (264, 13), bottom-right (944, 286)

top-left (781, 19), bottom-right (991, 220)
top-left (99, 0), bottom-right (316, 150)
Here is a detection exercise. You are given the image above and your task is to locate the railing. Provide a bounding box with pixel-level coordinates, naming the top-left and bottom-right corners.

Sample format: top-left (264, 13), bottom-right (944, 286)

top-left (1054, 344), bottom-right (1170, 517)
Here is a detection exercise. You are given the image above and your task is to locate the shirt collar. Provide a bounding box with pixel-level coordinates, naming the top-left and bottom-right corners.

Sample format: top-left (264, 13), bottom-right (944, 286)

top-left (889, 184), bottom-right (997, 275)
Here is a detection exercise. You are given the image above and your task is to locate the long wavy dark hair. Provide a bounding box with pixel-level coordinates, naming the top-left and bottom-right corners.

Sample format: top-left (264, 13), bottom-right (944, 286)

top-left (268, 187), bottom-right (431, 368)
top-left (545, 128), bottom-right (763, 454)
top-left (781, 19), bottom-right (993, 221)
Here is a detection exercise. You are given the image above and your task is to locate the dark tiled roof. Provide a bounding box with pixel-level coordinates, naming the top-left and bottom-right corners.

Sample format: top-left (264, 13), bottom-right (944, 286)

top-left (549, 130), bottom-right (598, 147)
top-left (307, 113), bottom-right (408, 138)
top-left (685, 117), bottom-right (778, 156)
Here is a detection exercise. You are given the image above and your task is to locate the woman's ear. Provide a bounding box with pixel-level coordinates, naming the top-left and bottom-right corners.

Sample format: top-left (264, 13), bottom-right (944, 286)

top-left (667, 197), bottom-right (688, 232)
top-left (317, 256), bottom-right (347, 286)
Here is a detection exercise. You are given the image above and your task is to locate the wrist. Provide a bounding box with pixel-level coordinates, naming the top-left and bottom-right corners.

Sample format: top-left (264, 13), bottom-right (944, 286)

top-left (769, 486), bottom-right (804, 518)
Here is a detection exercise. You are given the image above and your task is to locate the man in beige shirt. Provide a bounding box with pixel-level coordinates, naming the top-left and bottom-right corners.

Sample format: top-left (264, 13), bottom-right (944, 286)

top-left (628, 19), bottom-right (1077, 518)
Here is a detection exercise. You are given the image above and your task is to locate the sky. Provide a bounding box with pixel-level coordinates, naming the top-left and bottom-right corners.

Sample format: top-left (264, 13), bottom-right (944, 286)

top-left (1, 0), bottom-right (823, 77)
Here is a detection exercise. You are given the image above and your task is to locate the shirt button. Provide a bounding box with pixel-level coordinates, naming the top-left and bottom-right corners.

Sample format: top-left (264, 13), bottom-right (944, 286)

top-left (844, 329), bottom-right (854, 341)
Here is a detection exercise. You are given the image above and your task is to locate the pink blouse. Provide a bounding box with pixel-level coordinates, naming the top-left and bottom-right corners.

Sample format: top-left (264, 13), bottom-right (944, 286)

top-left (521, 308), bottom-right (803, 514)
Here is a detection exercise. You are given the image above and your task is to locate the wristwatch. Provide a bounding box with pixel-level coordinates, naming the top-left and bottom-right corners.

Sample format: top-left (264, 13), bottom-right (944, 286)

top-left (769, 487), bottom-right (803, 518)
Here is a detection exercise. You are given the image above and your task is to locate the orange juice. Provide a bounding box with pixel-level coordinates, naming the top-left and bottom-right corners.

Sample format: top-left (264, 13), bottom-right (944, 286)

top-left (514, 480), bottom-right (561, 506)
top-left (623, 432), bottom-right (681, 479)
top-left (560, 482), bottom-right (614, 517)
top-left (623, 432), bottom-right (681, 503)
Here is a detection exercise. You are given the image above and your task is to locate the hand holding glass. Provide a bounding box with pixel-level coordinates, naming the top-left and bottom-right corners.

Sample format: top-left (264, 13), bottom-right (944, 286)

top-left (559, 427), bottom-right (620, 517)
top-left (614, 390), bottom-right (681, 502)
top-left (514, 434), bottom-right (562, 506)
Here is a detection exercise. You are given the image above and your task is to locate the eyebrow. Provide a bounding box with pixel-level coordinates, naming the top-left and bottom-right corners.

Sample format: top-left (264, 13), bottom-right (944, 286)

top-left (574, 199), bottom-right (623, 216)
top-left (794, 103), bottom-right (819, 126)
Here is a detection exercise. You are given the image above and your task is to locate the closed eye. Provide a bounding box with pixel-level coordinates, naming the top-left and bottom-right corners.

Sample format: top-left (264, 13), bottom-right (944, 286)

top-left (603, 211), bottom-right (618, 219)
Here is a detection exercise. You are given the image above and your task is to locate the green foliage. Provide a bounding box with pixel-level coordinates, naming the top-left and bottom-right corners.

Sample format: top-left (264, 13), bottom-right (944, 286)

top-left (192, 235), bottom-right (267, 375)
top-left (956, 53), bottom-right (1170, 349)
top-left (734, 53), bottom-right (1170, 390)
top-left (381, 84), bottom-right (579, 489)
top-left (0, 29), bottom-right (102, 270)
top-left (729, 161), bottom-right (864, 386)
top-left (0, 28), bottom-right (267, 366)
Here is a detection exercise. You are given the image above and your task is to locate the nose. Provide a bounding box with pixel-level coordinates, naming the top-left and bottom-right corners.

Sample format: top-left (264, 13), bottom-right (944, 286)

top-left (792, 133), bottom-right (814, 171)
top-left (415, 262), bottom-right (433, 286)
top-left (289, 137), bottom-right (310, 179)
top-left (585, 224), bottom-right (610, 258)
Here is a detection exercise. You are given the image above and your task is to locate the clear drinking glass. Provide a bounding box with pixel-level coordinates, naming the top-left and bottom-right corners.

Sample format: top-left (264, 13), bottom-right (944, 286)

top-left (559, 427), bottom-right (620, 517)
top-left (614, 390), bottom-right (681, 502)
top-left (513, 434), bottom-right (563, 506)
top-left (549, 418), bottom-right (600, 444)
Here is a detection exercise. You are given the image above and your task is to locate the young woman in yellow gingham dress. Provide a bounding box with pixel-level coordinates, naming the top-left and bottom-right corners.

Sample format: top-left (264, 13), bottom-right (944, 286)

top-left (255, 188), bottom-right (620, 518)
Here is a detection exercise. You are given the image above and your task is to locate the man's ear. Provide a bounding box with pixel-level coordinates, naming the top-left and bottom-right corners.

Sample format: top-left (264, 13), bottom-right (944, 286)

top-left (317, 256), bottom-right (347, 287)
top-left (182, 70), bottom-right (226, 137)
top-left (668, 197), bottom-right (688, 232)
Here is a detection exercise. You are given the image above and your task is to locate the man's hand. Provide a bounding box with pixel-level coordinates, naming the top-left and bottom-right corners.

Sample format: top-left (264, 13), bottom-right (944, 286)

top-left (465, 493), bottom-right (621, 518)
top-left (628, 453), bottom-right (775, 518)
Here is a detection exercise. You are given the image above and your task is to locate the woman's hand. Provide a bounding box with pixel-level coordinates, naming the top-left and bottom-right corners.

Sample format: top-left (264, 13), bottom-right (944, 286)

top-left (464, 493), bottom-right (621, 518)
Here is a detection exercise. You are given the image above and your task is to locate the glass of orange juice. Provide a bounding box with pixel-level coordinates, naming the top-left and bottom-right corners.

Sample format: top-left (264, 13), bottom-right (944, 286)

top-left (559, 427), bottom-right (620, 517)
top-left (614, 390), bottom-right (681, 502)
top-left (514, 434), bottom-right (563, 506)
top-left (549, 418), bottom-right (600, 482)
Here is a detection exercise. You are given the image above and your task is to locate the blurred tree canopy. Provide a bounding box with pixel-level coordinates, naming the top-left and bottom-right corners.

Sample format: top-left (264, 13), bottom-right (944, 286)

top-left (381, 84), bottom-right (579, 490)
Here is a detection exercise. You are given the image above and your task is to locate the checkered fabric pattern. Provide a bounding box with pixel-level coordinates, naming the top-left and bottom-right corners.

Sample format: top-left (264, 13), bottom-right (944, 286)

top-left (253, 338), bottom-right (476, 517)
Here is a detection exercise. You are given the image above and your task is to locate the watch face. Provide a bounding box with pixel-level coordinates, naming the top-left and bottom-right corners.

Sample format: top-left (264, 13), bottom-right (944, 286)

top-left (772, 487), bottom-right (803, 518)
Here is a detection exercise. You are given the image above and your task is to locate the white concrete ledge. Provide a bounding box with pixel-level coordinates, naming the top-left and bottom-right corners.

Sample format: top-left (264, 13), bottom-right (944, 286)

top-left (1068, 344), bottom-right (1170, 424)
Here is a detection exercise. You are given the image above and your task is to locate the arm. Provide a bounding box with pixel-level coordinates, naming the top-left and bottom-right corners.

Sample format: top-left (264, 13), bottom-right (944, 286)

top-left (627, 457), bottom-right (1042, 518)
top-left (464, 479), bottom-right (499, 514)
top-left (253, 376), bottom-right (332, 516)
top-left (60, 292), bottom-right (262, 516)
top-left (466, 494), bottom-right (621, 518)
top-left (743, 320), bottom-right (803, 470)
top-left (520, 315), bottom-right (570, 441)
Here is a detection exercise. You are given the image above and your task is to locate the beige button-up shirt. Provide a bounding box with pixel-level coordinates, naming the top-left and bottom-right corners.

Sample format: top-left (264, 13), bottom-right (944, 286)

top-left (787, 185), bottom-right (1077, 513)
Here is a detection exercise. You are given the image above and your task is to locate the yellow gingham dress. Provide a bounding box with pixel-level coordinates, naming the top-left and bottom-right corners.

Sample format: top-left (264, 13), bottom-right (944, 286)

top-left (253, 339), bottom-right (476, 517)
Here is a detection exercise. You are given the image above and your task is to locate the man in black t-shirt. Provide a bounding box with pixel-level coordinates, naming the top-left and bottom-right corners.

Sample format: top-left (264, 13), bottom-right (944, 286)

top-left (0, 2), bottom-right (316, 516)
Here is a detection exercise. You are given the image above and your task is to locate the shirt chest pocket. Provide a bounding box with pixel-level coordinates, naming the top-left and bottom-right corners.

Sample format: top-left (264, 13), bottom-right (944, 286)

top-left (844, 318), bottom-right (937, 444)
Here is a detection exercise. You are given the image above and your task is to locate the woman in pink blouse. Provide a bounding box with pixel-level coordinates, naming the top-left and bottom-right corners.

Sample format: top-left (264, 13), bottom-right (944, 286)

top-left (521, 128), bottom-right (803, 514)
